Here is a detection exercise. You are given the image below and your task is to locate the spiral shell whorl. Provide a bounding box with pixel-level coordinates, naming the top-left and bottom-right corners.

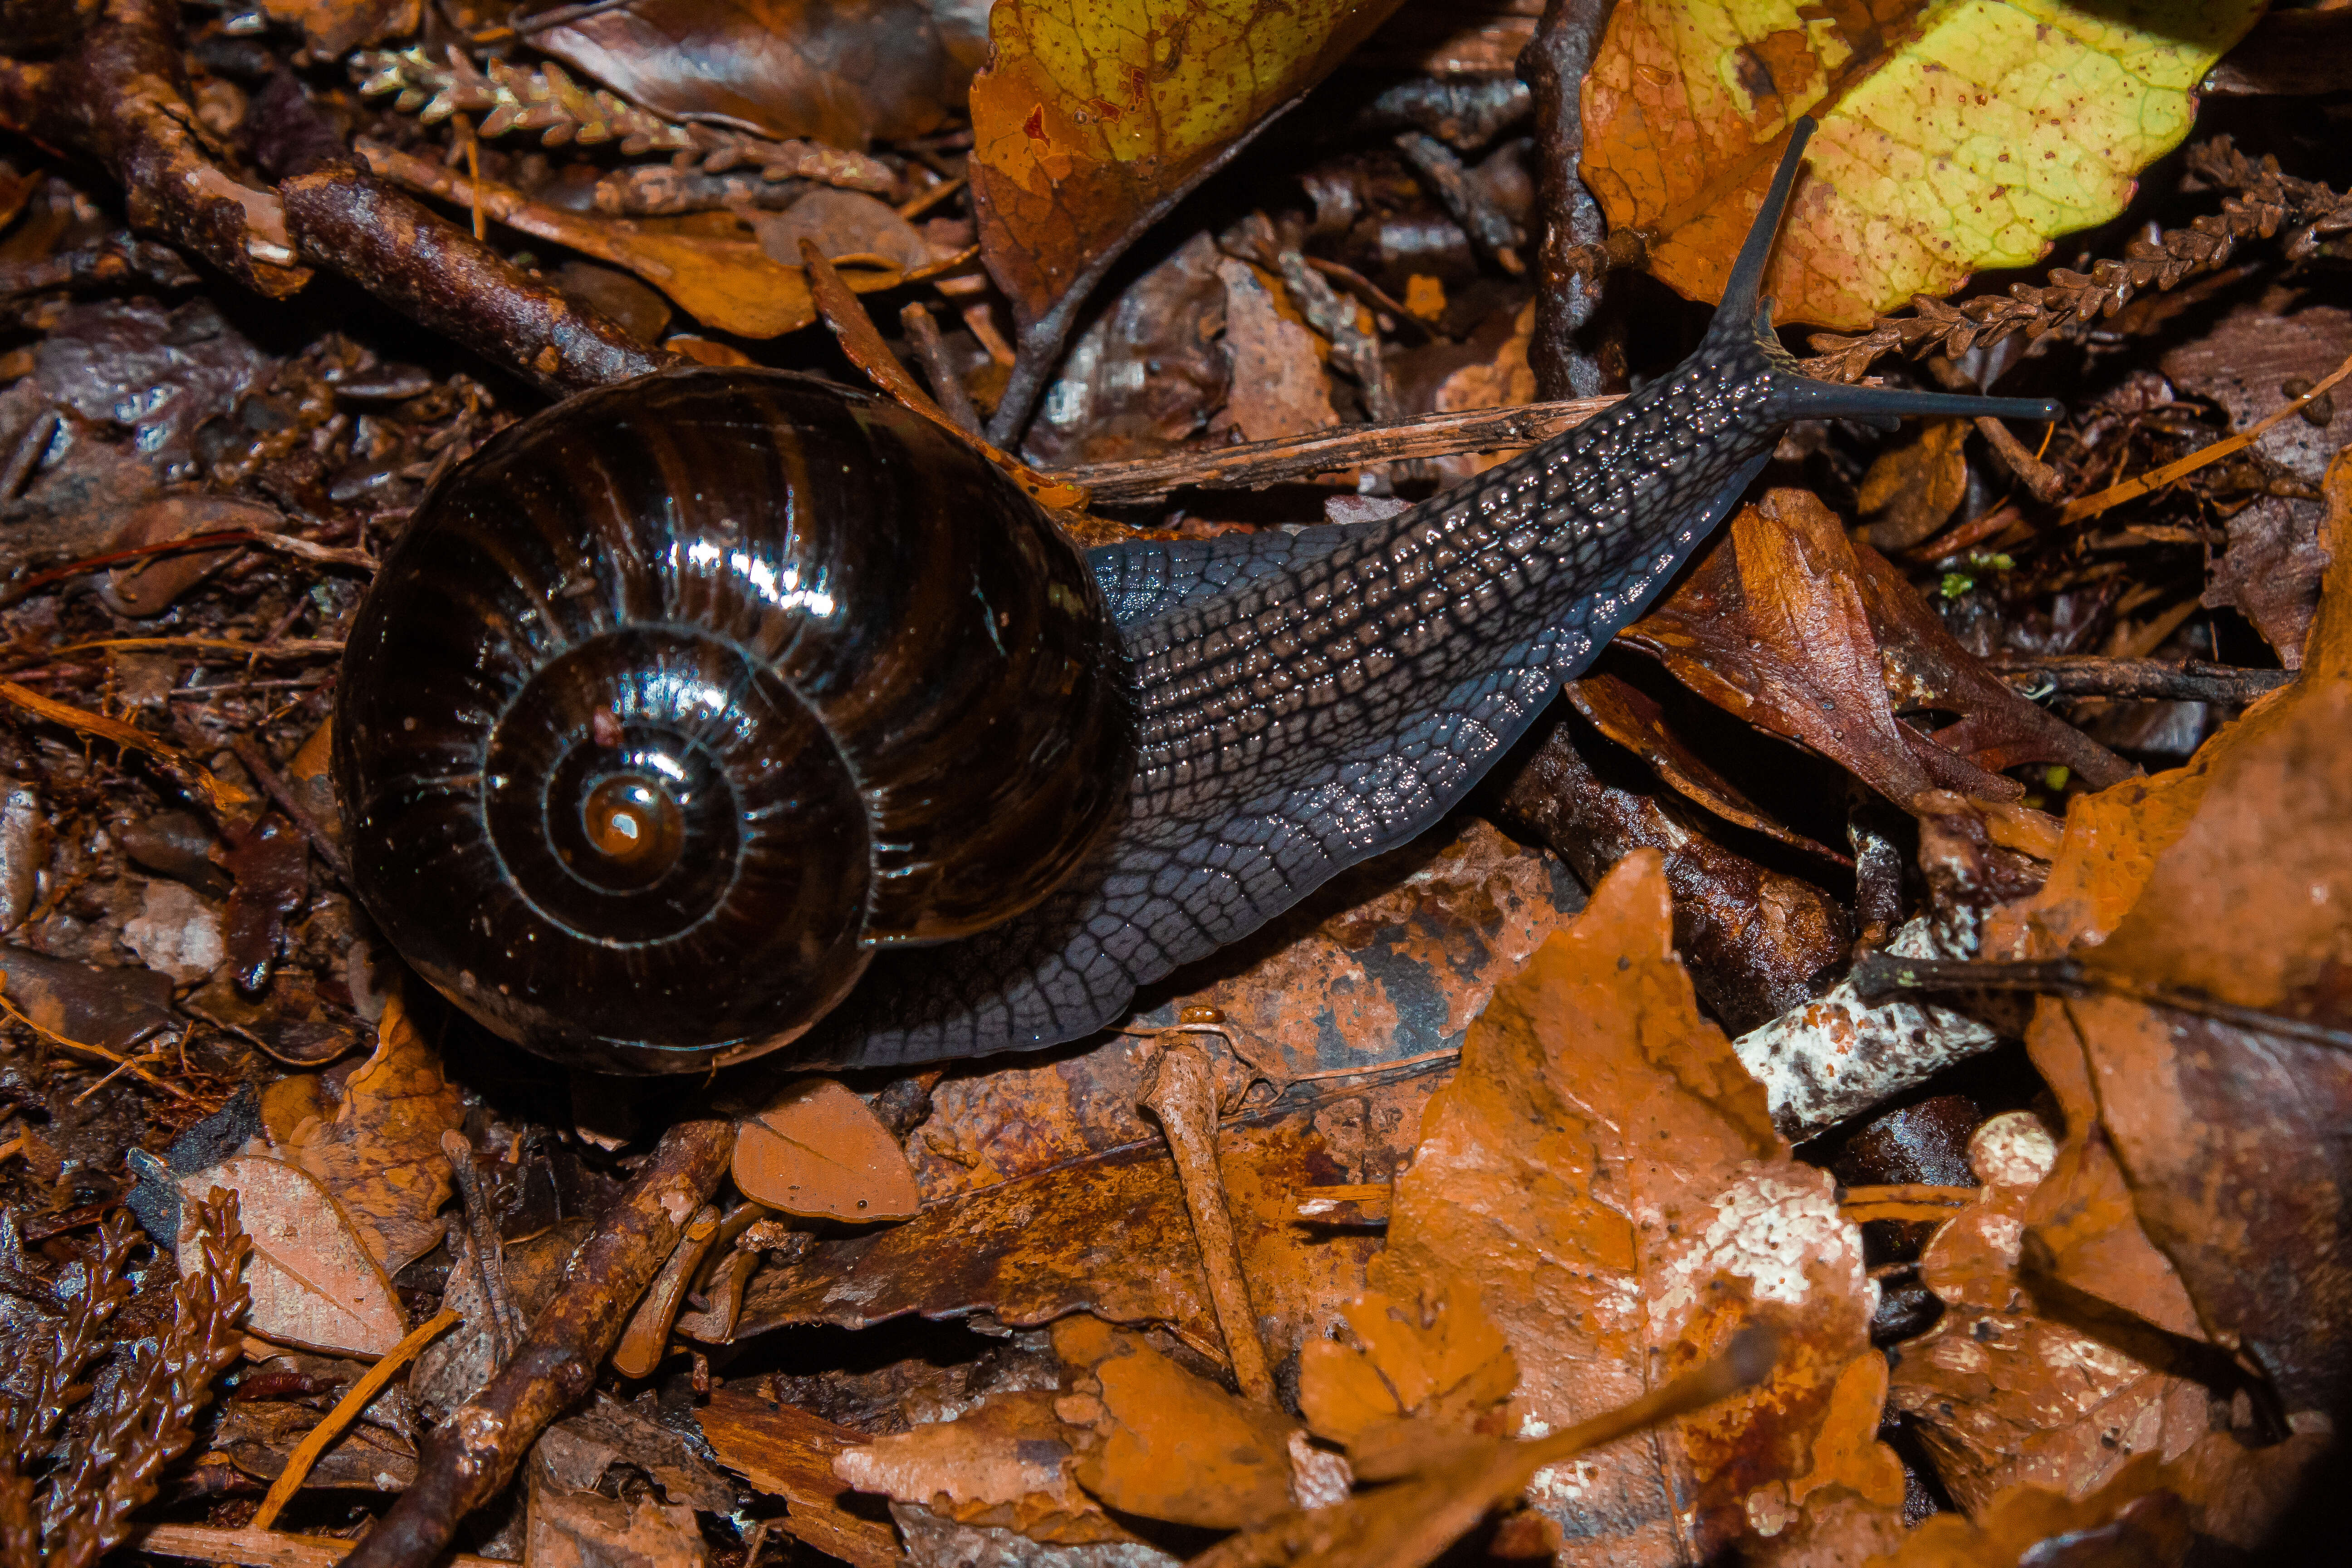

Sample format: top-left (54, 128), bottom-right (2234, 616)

top-left (334, 368), bottom-right (1133, 1072)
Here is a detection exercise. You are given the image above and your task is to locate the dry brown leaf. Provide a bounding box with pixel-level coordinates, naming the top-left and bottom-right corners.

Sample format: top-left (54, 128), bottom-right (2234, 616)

top-left (1298, 1276), bottom-right (1515, 1478)
top-left (287, 990), bottom-right (466, 1276)
top-left (1626, 490), bottom-right (2000, 806)
top-left (259, 0), bottom-right (414, 56)
top-left (525, 1460), bottom-right (710, 1568)
top-left (1567, 671), bottom-right (1846, 862)
top-left (832, 1389), bottom-right (1130, 1544)
top-left (696, 1388), bottom-right (899, 1568)
top-left (1051, 1315), bottom-right (1301, 1531)
top-left (1366, 849), bottom-right (1900, 1560)
top-left (730, 1078), bottom-right (921, 1221)
top-left (182, 1156), bottom-right (407, 1358)
top-left (1888, 1110), bottom-right (2211, 1514)
top-left (1627, 489), bottom-right (2128, 798)
top-left (1857, 418), bottom-right (1970, 553)
top-left (1215, 256), bottom-right (1339, 443)
top-left (534, 0), bottom-right (975, 148)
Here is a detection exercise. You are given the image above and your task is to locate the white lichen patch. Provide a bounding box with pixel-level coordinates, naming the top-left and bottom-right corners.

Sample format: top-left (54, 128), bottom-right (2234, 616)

top-left (1649, 1168), bottom-right (1871, 1340)
top-left (1969, 1111), bottom-right (2060, 1189)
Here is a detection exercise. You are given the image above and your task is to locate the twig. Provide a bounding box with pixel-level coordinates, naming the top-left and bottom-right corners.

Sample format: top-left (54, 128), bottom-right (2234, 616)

top-left (134, 1525), bottom-right (505, 1568)
top-left (0, 975), bottom-right (186, 1098)
top-left (0, 678), bottom-right (255, 822)
top-left (0, 0), bottom-right (307, 296)
top-left (1139, 1043), bottom-right (1276, 1405)
top-left (1849, 951), bottom-right (2352, 1052)
top-left (342, 1118), bottom-right (735, 1568)
top-left (2058, 348), bottom-right (2352, 524)
top-left (1393, 132), bottom-right (1522, 275)
top-left (228, 735), bottom-right (353, 891)
top-left (1055, 395), bottom-right (1619, 505)
top-left (250, 1308), bottom-right (460, 1531)
top-left (1991, 655), bottom-right (2293, 705)
top-left (899, 301), bottom-right (984, 437)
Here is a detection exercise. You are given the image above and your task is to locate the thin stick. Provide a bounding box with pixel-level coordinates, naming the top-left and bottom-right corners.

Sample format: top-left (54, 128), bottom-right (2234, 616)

top-left (135, 1524), bottom-right (504, 1568)
top-left (250, 1308), bottom-right (461, 1531)
top-left (1849, 951), bottom-right (2352, 1051)
top-left (1139, 1042), bottom-right (1277, 1404)
top-left (1055, 395), bottom-right (1619, 505)
top-left (0, 677), bottom-right (254, 820)
top-left (228, 735), bottom-right (354, 890)
top-left (0, 975), bottom-right (185, 1098)
top-left (2059, 347), bottom-right (2352, 524)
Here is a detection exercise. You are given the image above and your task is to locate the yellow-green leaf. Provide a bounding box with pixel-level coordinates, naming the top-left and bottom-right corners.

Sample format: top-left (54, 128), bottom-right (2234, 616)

top-left (970, 0), bottom-right (1407, 338)
top-left (1582, 0), bottom-right (2269, 328)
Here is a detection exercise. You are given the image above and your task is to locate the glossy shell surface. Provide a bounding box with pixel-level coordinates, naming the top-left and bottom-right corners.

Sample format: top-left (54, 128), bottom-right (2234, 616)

top-left (333, 368), bottom-right (1132, 1072)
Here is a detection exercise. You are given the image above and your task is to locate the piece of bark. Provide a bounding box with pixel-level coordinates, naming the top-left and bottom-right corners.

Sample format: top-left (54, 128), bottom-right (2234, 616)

top-left (341, 1118), bottom-right (734, 1568)
top-left (1493, 711), bottom-right (1850, 1032)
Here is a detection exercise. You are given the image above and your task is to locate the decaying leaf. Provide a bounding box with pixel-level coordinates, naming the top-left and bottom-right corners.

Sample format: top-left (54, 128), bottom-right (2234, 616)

top-left (1887, 1109), bottom-right (2212, 1513)
top-left (1582, 0), bottom-right (2267, 326)
top-left (286, 990), bottom-right (466, 1276)
top-left (1363, 850), bottom-right (1901, 1560)
top-left (180, 1155), bottom-right (407, 1358)
top-left (1857, 418), bottom-right (1970, 552)
top-left (730, 1078), bottom-right (921, 1220)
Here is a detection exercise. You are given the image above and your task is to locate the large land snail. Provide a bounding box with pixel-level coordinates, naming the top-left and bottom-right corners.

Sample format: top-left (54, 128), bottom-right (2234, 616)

top-left (333, 121), bottom-right (2059, 1073)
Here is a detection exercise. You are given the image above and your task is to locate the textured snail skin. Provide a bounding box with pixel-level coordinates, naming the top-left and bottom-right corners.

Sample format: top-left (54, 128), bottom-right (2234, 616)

top-left (336, 120), bottom-right (2059, 1073)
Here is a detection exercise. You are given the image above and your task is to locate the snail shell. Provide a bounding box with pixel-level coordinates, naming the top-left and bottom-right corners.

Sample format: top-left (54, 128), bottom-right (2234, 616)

top-left (332, 370), bottom-right (1133, 1073)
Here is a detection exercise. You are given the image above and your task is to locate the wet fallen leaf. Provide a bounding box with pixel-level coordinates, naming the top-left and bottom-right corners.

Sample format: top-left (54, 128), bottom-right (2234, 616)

top-left (1567, 670), bottom-right (1845, 862)
top-left (696, 1387), bottom-right (905, 1568)
top-left (1887, 1109), bottom-right (2212, 1513)
top-left (213, 1397), bottom-right (417, 1493)
top-left (534, 0), bottom-right (977, 148)
top-left (1629, 489), bottom-right (1979, 804)
top-left (258, 0), bottom-right (415, 57)
top-left (1363, 850), bottom-right (1901, 1561)
top-left (1857, 418), bottom-right (1970, 553)
top-left (1051, 1315), bottom-right (1302, 1529)
top-left (1216, 256), bottom-right (1340, 443)
top-left (525, 1454), bottom-right (710, 1568)
top-left (1582, 1), bottom-right (2267, 326)
top-left (738, 1069), bottom-right (1435, 1373)
top-left (730, 1078), bottom-right (921, 1221)
top-left (970, 0), bottom-right (1409, 354)
top-left (285, 991), bottom-right (466, 1276)
top-left (181, 1156), bottom-right (407, 1358)
top-left (905, 819), bottom-right (1576, 1200)
top-left (1298, 1275), bottom-right (1516, 1478)
top-left (834, 1387), bottom-right (1133, 1544)
top-left (1021, 231), bottom-right (1230, 469)
top-left (1626, 489), bottom-right (2129, 799)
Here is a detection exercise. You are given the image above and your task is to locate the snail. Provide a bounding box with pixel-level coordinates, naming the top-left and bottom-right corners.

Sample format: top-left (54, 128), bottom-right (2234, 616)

top-left (333, 120), bottom-right (2059, 1073)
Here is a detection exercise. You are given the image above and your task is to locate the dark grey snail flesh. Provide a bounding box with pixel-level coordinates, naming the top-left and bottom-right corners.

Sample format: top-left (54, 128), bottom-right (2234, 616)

top-left (332, 118), bottom-right (2061, 1074)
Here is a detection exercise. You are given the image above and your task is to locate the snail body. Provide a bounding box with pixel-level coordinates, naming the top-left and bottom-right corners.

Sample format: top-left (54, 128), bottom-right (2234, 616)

top-left (335, 120), bottom-right (2058, 1073)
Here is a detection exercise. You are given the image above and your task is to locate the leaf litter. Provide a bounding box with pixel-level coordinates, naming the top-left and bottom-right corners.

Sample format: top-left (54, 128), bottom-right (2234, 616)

top-left (0, 2), bottom-right (2348, 1566)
